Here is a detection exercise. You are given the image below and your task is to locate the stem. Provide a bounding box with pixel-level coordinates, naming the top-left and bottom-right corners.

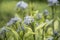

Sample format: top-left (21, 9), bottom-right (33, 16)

top-left (22, 31), bottom-right (25, 40)
top-left (4, 30), bottom-right (7, 40)
top-left (42, 16), bottom-right (47, 40)
top-left (42, 27), bottom-right (44, 40)
top-left (51, 6), bottom-right (54, 33)
top-left (51, 5), bottom-right (56, 40)
top-left (31, 23), bottom-right (36, 40)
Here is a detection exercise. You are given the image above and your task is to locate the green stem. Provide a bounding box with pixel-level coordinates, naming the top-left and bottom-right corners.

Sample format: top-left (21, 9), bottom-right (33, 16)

top-left (42, 16), bottom-right (47, 40)
top-left (51, 6), bottom-right (54, 33)
top-left (42, 27), bottom-right (44, 40)
top-left (31, 23), bottom-right (36, 40)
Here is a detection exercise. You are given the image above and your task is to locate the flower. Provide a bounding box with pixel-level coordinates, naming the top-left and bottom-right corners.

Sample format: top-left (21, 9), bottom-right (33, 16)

top-left (48, 0), bottom-right (59, 6)
top-left (16, 1), bottom-right (28, 9)
top-left (21, 25), bottom-right (25, 31)
top-left (0, 27), bottom-right (8, 39)
top-left (45, 19), bottom-right (50, 23)
top-left (35, 22), bottom-right (39, 27)
top-left (44, 9), bottom-right (49, 16)
top-left (7, 16), bottom-right (22, 26)
top-left (16, 26), bottom-right (21, 32)
top-left (36, 13), bottom-right (42, 20)
top-left (45, 19), bottom-right (53, 25)
top-left (24, 15), bottom-right (34, 25)
top-left (0, 27), bottom-right (9, 32)
top-left (54, 31), bottom-right (58, 36)
top-left (0, 27), bottom-right (10, 39)
top-left (47, 36), bottom-right (53, 40)
top-left (0, 27), bottom-right (6, 33)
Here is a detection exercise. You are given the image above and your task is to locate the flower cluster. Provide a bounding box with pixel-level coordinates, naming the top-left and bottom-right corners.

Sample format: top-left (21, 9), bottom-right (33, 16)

top-left (24, 15), bottom-right (34, 25)
top-left (43, 9), bottom-right (49, 16)
top-left (7, 16), bottom-right (22, 26)
top-left (53, 31), bottom-right (58, 36)
top-left (16, 1), bottom-right (28, 9)
top-left (36, 13), bottom-right (42, 20)
top-left (48, 0), bottom-right (59, 6)
top-left (0, 27), bottom-right (7, 39)
top-left (47, 36), bottom-right (53, 40)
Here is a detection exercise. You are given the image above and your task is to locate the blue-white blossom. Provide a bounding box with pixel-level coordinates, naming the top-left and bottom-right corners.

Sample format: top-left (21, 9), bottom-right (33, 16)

top-left (44, 9), bottom-right (49, 16)
top-left (35, 22), bottom-right (39, 27)
top-left (45, 19), bottom-right (53, 25)
top-left (16, 1), bottom-right (28, 9)
top-left (54, 31), bottom-right (58, 35)
top-left (16, 26), bottom-right (21, 32)
top-left (16, 25), bottom-right (25, 32)
top-left (0, 27), bottom-right (6, 33)
top-left (7, 16), bottom-right (22, 26)
top-left (36, 13), bottom-right (42, 20)
top-left (47, 37), bottom-right (53, 40)
top-left (0, 27), bottom-right (9, 32)
top-left (21, 25), bottom-right (25, 31)
top-left (24, 15), bottom-right (34, 25)
top-left (45, 19), bottom-right (50, 23)
top-left (48, 0), bottom-right (59, 6)
top-left (0, 27), bottom-right (7, 39)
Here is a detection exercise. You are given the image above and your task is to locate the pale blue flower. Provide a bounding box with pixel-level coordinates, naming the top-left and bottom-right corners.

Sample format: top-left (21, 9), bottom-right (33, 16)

top-left (35, 22), bottom-right (39, 27)
top-left (24, 15), bottom-right (34, 25)
top-left (37, 13), bottom-right (42, 19)
top-left (45, 19), bottom-right (50, 23)
top-left (7, 16), bottom-right (22, 26)
top-left (48, 0), bottom-right (59, 6)
top-left (54, 31), bottom-right (58, 35)
top-left (0, 27), bottom-right (6, 33)
top-left (16, 26), bottom-right (21, 32)
top-left (45, 19), bottom-right (53, 25)
top-left (0, 27), bottom-right (7, 39)
top-left (44, 9), bottom-right (49, 16)
top-left (53, 0), bottom-right (58, 4)
top-left (47, 37), bottom-right (53, 40)
top-left (21, 25), bottom-right (25, 31)
top-left (16, 1), bottom-right (28, 9)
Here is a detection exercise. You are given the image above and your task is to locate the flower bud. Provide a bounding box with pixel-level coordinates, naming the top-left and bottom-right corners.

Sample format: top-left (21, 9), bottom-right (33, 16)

top-left (43, 9), bottom-right (49, 16)
top-left (24, 15), bottom-right (34, 25)
top-left (48, 0), bottom-right (59, 6)
top-left (16, 1), bottom-right (28, 9)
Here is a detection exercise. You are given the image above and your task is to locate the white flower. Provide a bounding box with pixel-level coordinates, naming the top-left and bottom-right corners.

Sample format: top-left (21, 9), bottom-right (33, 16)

top-left (54, 31), bottom-right (58, 35)
top-left (7, 16), bottom-right (22, 26)
top-left (47, 37), bottom-right (53, 40)
top-left (53, 0), bottom-right (58, 4)
top-left (16, 26), bottom-right (21, 32)
top-left (36, 13), bottom-right (42, 20)
top-left (45, 19), bottom-right (50, 23)
top-left (24, 15), bottom-right (34, 25)
top-left (0, 27), bottom-right (8, 39)
top-left (0, 27), bottom-right (6, 33)
top-left (44, 9), bottom-right (49, 16)
top-left (21, 25), bottom-right (25, 31)
top-left (16, 1), bottom-right (28, 9)
top-left (45, 19), bottom-right (53, 25)
top-left (48, 0), bottom-right (58, 6)
top-left (35, 22), bottom-right (39, 27)
top-left (0, 26), bottom-right (9, 35)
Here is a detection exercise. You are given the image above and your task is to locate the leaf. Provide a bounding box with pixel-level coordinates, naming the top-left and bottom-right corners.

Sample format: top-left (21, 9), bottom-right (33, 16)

top-left (6, 27), bottom-right (19, 40)
top-left (36, 23), bottom-right (46, 30)
top-left (54, 20), bottom-right (59, 30)
top-left (24, 27), bottom-right (36, 39)
top-left (45, 20), bottom-right (53, 27)
top-left (24, 30), bottom-right (35, 39)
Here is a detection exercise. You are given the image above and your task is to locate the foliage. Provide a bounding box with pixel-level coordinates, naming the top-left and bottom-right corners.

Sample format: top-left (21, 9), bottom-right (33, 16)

top-left (0, 0), bottom-right (60, 40)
